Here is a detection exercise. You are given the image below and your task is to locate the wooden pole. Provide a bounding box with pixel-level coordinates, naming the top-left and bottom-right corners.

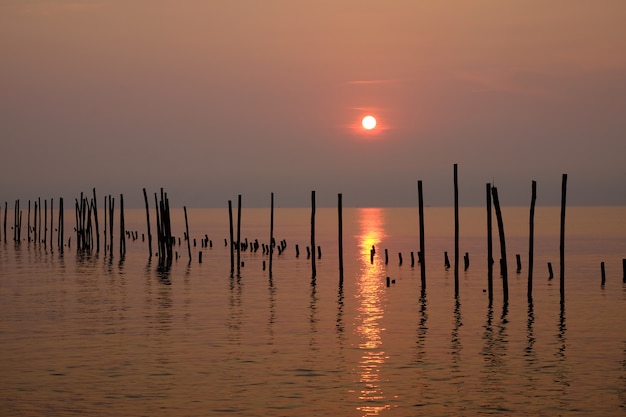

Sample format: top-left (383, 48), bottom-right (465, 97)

top-left (92, 188), bottom-right (100, 253)
top-left (120, 194), bottom-right (125, 256)
top-left (269, 192), bottom-right (274, 277)
top-left (491, 186), bottom-right (508, 304)
top-left (228, 200), bottom-right (234, 275)
top-left (559, 174), bottom-right (567, 305)
top-left (311, 190), bottom-right (316, 278)
top-left (184, 206), bottom-right (191, 263)
top-left (486, 183), bottom-right (493, 302)
top-left (237, 194), bottom-right (242, 276)
top-left (528, 180), bottom-right (536, 301)
top-left (143, 188), bottom-right (152, 258)
top-left (59, 197), bottom-right (64, 253)
top-left (453, 163), bottom-right (459, 296)
top-left (418, 180), bottom-right (426, 290)
top-left (2, 201), bottom-right (6, 243)
top-left (50, 198), bottom-right (54, 251)
top-left (108, 195), bottom-right (114, 257)
top-left (338, 193), bottom-right (343, 284)
top-left (601, 262), bottom-right (606, 286)
top-left (622, 259), bottom-right (625, 283)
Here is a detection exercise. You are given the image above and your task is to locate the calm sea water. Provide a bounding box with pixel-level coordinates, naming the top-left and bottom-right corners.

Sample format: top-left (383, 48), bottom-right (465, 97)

top-left (1, 206), bottom-right (625, 416)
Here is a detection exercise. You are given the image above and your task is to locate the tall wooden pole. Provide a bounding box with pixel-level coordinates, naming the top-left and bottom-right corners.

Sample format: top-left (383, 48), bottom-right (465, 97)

top-left (237, 195), bottom-right (242, 276)
top-left (491, 186), bottom-right (508, 304)
top-left (228, 200), bottom-right (234, 276)
top-left (311, 190), bottom-right (316, 278)
top-left (453, 164), bottom-right (459, 296)
top-left (269, 193), bottom-right (274, 277)
top-left (92, 188), bottom-right (100, 253)
top-left (418, 180), bottom-right (426, 290)
top-left (486, 183), bottom-right (494, 302)
top-left (559, 174), bottom-right (567, 305)
top-left (528, 180), bottom-right (537, 301)
top-left (143, 188), bottom-right (152, 258)
top-left (338, 193), bottom-right (343, 284)
top-left (184, 206), bottom-right (191, 263)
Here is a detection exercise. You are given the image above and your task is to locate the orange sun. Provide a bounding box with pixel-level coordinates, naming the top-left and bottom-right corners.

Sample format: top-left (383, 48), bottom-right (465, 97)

top-left (361, 115), bottom-right (377, 130)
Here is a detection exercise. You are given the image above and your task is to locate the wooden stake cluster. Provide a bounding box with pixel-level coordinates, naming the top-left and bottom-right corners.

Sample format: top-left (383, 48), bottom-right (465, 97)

top-left (74, 192), bottom-right (100, 253)
top-left (155, 189), bottom-right (173, 266)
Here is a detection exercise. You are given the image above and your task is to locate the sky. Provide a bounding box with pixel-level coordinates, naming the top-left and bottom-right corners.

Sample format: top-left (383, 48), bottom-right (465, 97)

top-left (1, 0), bottom-right (625, 208)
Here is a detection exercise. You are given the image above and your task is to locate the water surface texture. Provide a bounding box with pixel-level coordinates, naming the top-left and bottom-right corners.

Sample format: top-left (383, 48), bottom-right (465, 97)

top-left (1, 207), bottom-right (625, 416)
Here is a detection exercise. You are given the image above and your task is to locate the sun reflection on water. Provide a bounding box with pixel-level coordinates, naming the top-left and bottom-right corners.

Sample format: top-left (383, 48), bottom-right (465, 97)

top-left (355, 208), bottom-right (391, 416)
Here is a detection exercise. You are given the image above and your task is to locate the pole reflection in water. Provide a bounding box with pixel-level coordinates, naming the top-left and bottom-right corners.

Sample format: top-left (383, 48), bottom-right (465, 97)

top-left (355, 208), bottom-right (390, 416)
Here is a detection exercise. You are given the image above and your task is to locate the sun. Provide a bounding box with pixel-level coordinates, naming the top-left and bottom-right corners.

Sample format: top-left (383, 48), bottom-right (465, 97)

top-left (361, 115), bottom-right (377, 130)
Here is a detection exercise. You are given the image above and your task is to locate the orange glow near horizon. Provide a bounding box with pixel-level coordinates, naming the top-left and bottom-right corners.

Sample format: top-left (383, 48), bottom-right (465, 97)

top-left (355, 208), bottom-right (391, 416)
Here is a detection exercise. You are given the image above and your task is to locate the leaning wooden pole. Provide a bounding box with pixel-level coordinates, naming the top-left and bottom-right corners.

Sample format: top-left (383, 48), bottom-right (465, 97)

top-left (486, 183), bottom-right (494, 302)
top-left (184, 206), bottom-right (192, 263)
top-left (491, 186), bottom-right (508, 304)
top-left (418, 180), bottom-right (426, 290)
top-left (311, 190), bottom-right (317, 278)
top-left (528, 180), bottom-right (537, 302)
top-left (453, 163), bottom-right (459, 296)
top-left (338, 193), bottom-right (344, 284)
top-left (559, 174), bottom-right (567, 305)
top-left (143, 188), bottom-right (153, 258)
top-left (269, 192), bottom-right (274, 277)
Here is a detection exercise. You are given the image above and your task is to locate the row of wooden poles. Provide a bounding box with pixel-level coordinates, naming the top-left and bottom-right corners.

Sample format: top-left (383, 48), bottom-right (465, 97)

top-left (2, 168), bottom-right (625, 301)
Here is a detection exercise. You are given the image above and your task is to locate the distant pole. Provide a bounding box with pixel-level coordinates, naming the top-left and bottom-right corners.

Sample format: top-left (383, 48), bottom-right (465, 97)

top-left (237, 195), bottom-right (242, 276)
top-left (622, 259), bottom-right (625, 283)
top-left (528, 180), bottom-right (536, 302)
top-left (92, 188), bottom-right (100, 253)
top-left (338, 193), bottom-right (344, 284)
top-left (119, 194), bottom-right (125, 256)
top-left (311, 190), bottom-right (316, 278)
top-left (418, 180), bottom-right (426, 290)
top-left (559, 173), bottom-right (567, 305)
top-left (143, 188), bottom-right (152, 258)
top-left (269, 192), bottom-right (274, 277)
top-left (601, 262), bottom-right (606, 286)
top-left (228, 200), bottom-right (234, 275)
top-left (491, 186), bottom-right (508, 304)
top-left (453, 163), bottom-right (459, 297)
top-left (184, 206), bottom-right (191, 263)
top-left (486, 183), bottom-right (493, 302)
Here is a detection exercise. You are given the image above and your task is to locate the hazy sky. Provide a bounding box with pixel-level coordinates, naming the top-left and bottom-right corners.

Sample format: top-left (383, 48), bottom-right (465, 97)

top-left (1, 1), bottom-right (625, 207)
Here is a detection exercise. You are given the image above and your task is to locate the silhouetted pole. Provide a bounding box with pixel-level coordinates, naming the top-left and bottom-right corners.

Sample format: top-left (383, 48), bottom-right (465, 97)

top-left (453, 163), bottom-right (459, 296)
top-left (143, 188), bottom-right (152, 258)
top-left (338, 193), bottom-right (344, 284)
top-left (49, 198), bottom-right (53, 251)
top-left (528, 180), bottom-right (536, 301)
top-left (491, 186), bottom-right (508, 304)
top-left (311, 190), bottom-right (316, 278)
top-left (622, 259), bottom-right (625, 283)
top-left (601, 262), bottom-right (606, 286)
top-left (92, 188), bottom-right (100, 252)
top-left (119, 194), bottom-right (125, 256)
top-left (228, 200), bottom-right (234, 275)
top-left (418, 180), bottom-right (426, 290)
top-left (58, 198), bottom-right (64, 253)
top-left (486, 184), bottom-right (493, 302)
top-left (559, 174), bottom-right (567, 305)
top-left (184, 206), bottom-right (191, 263)
top-left (237, 195), bottom-right (242, 275)
top-left (269, 192), bottom-right (274, 277)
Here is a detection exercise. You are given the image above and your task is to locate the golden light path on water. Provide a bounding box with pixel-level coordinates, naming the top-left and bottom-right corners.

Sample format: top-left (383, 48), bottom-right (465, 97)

top-left (355, 208), bottom-right (391, 416)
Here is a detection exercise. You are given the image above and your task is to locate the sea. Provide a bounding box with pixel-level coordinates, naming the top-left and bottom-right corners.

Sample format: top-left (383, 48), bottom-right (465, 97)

top-left (1, 206), bottom-right (625, 416)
